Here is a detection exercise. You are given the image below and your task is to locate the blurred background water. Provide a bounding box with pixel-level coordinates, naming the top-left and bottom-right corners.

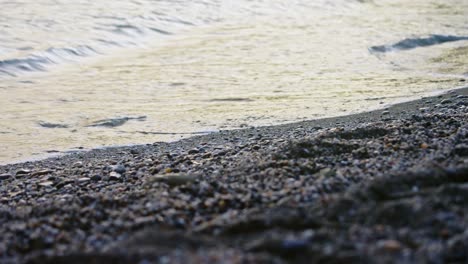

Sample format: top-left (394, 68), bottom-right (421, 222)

top-left (0, 0), bottom-right (467, 164)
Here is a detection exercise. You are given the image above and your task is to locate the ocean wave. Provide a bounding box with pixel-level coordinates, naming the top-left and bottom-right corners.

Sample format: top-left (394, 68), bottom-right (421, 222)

top-left (0, 45), bottom-right (97, 77)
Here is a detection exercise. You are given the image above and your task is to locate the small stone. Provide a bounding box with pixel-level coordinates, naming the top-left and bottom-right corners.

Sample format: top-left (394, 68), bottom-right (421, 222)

top-left (218, 200), bottom-right (226, 208)
top-left (147, 173), bottom-right (197, 187)
top-left (419, 107), bottom-right (429, 112)
top-left (111, 164), bottom-right (126, 174)
top-left (440, 99), bottom-right (452, 104)
top-left (149, 167), bottom-right (160, 174)
top-left (55, 180), bottom-right (73, 189)
top-left (91, 175), bottom-right (102, 181)
top-left (31, 169), bottom-right (53, 177)
top-left (317, 168), bottom-right (336, 178)
top-left (0, 173), bottom-right (12, 181)
top-left (202, 153), bottom-right (212, 159)
top-left (188, 148), bottom-right (200, 154)
top-left (439, 229), bottom-right (450, 238)
top-left (378, 239), bottom-right (402, 252)
top-left (281, 239), bottom-right (309, 251)
top-left (130, 149), bottom-right (139, 155)
top-left (134, 216), bottom-right (155, 226)
top-left (213, 149), bottom-right (227, 156)
top-left (16, 169), bottom-right (31, 176)
top-left (73, 161), bottom-right (83, 168)
top-left (420, 143), bottom-right (429, 149)
top-left (382, 111), bottom-right (390, 115)
top-left (453, 144), bottom-right (468, 156)
top-left (38, 181), bottom-right (54, 187)
top-left (353, 147), bottom-right (369, 158)
top-left (109, 172), bottom-right (122, 181)
top-left (78, 177), bottom-right (91, 183)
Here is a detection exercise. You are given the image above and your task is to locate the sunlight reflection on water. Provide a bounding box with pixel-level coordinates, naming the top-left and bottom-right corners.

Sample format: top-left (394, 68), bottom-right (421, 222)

top-left (0, 0), bottom-right (467, 163)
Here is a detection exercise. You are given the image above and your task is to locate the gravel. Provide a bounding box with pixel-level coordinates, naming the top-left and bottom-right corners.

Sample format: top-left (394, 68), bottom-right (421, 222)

top-left (0, 87), bottom-right (467, 263)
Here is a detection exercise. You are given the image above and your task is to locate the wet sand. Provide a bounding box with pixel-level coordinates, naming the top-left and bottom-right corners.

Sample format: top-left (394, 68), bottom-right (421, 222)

top-left (0, 87), bottom-right (467, 263)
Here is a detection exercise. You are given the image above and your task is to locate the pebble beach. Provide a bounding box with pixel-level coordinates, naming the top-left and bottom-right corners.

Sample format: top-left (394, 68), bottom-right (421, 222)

top-left (0, 87), bottom-right (467, 263)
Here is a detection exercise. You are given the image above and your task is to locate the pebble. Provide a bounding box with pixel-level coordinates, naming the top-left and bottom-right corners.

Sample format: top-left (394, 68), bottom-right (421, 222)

top-left (111, 164), bottom-right (126, 174)
top-left (55, 180), bottom-right (72, 189)
top-left (73, 161), bottom-right (84, 168)
top-left (377, 239), bottom-right (402, 252)
top-left (188, 148), bottom-right (200, 154)
top-left (78, 177), bottom-right (91, 183)
top-left (281, 239), bottom-right (309, 251)
top-left (16, 169), bottom-right (31, 175)
top-left (453, 144), bottom-right (468, 156)
top-left (130, 149), bottom-right (139, 155)
top-left (38, 181), bottom-right (54, 187)
top-left (202, 153), bottom-right (212, 159)
top-left (252, 145), bottom-right (261, 150)
top-left (109, 172), bottom-right (122, 181)
top-left (0, 173), bottom-right (12, 181)
top-left (31, 169), bottom-right (53, 177)
top-left (419, 107), bottom-right (429, 112)
top-left (213, 149), bottom-right (227, 156)
top-left (440, 99), bottom-right (452, 104)
top-left (317, 168), bottom-right (335, 178)
top-left (147, 173), bottom-right (197, 187)
top-left (91, 175), bottom-right (102, 181)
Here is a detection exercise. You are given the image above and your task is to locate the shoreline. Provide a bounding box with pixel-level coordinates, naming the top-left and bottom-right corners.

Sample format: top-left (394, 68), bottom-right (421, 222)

top-left (0, 87), bottom-right (467, 263)
top-left (3, 84), bottom-right (467, 167)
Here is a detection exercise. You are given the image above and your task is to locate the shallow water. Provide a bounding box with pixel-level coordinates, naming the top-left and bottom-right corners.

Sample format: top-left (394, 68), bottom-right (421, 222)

top-left (0, 0), bottom-right (467, 164)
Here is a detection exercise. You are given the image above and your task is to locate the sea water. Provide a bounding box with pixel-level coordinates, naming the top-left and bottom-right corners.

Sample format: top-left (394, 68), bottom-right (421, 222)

top-left (0, 0), bottom-right (467, 164)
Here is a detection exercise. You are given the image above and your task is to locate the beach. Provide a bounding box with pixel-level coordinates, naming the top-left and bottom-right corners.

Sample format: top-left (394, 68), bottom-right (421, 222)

top-left (2, 0), bottom-right (467, 164)
top-left (0, 87), bottom-right (466, 263)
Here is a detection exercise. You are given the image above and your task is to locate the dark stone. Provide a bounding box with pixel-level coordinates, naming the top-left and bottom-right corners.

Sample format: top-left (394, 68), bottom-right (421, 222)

top-left (91, 175), bottom-right (102, 181)
top-left (453, 144), bottom-right (468, 156)
top-left (130, 149), bottom-right (139, 155)
top-left (0, 173), bottom-right (12, 181)
top-left (146, 173), bottom-right (197, 187)
top-left (202, 153), bottom-right (212, 159)
top-left (188, 149), bottom-right (200, 155)
top-left (109, 172), bottom-right (122, 181)
top-left (111, 165), bottom-right (126, 174)
top-left (31, 169), bottom-right (53, 177)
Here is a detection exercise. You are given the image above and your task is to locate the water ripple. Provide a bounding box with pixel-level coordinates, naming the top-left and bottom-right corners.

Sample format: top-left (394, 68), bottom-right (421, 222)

top-left (370, 34), bottom-right (468, 53)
